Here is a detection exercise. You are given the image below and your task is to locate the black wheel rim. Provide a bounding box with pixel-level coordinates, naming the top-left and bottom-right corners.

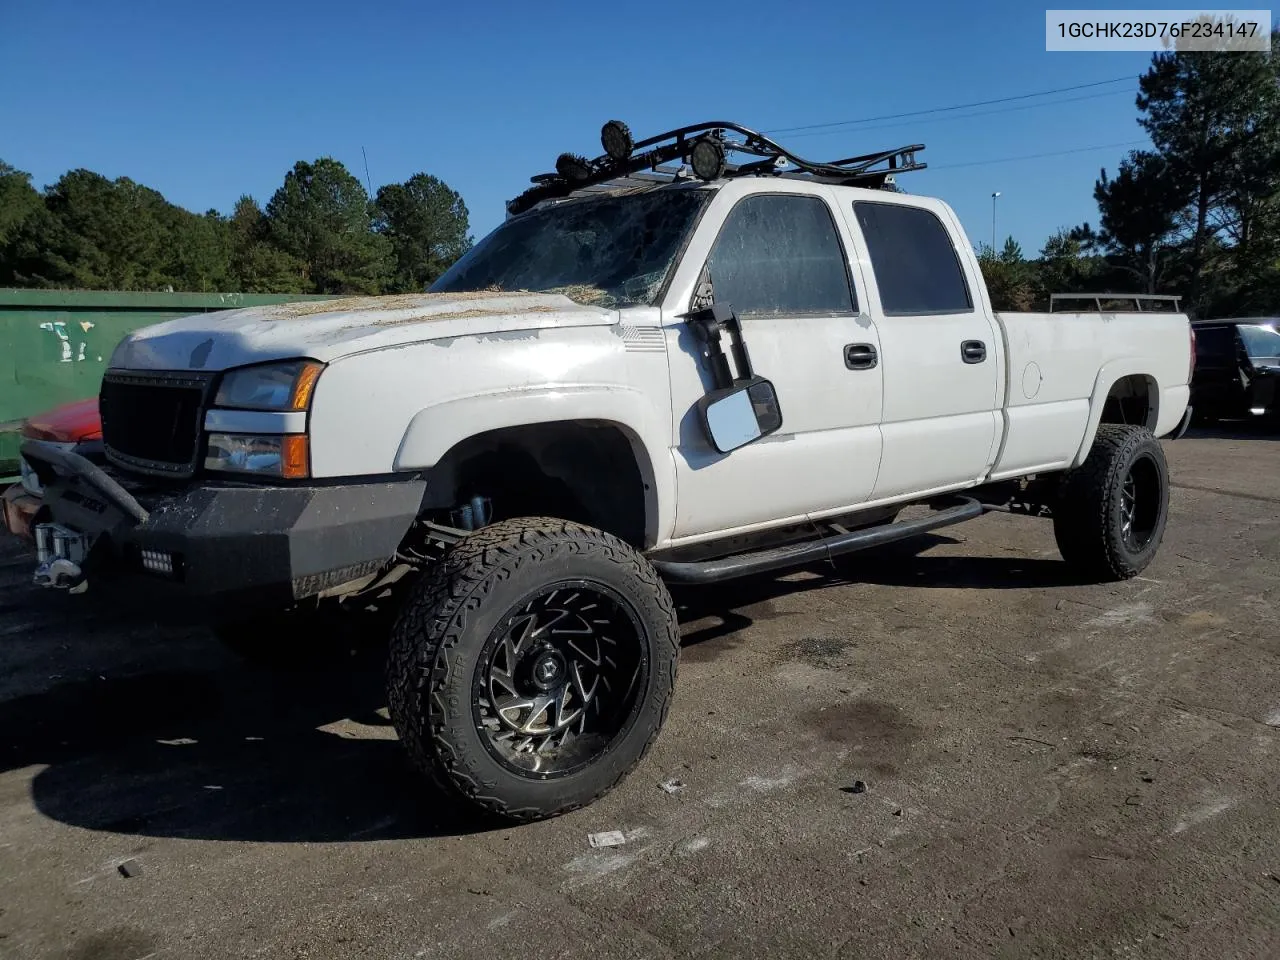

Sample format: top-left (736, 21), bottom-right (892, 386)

top-left (1120, 453), bottom-right (1162, 553)
top-left (473, 580), bottom-right (647, 779)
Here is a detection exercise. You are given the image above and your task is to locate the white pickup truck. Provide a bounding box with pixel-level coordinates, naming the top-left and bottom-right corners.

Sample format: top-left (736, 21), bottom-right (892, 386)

top-left (20, 121), bottom-right (1195, 822)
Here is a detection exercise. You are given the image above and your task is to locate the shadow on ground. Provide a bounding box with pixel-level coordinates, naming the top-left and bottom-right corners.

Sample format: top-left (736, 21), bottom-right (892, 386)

top-left (4, 635), bottom-right (499, 843)
top-left (2, 527), bottom-right (1084, 844)
top-left (1183, 419), bottom-right (1280, 441)
top-left (675, 533), bottom-right (1087, 656)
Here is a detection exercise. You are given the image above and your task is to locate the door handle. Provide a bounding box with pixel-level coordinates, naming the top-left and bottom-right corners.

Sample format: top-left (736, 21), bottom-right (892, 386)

top-left (961, 340), bottom-right (986, 364)
top-left (844, 343), bottom-right (878, 370)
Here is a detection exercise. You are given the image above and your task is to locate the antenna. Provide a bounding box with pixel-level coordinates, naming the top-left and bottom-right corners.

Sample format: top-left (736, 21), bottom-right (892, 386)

top-left (361, 146), bottom-right (374, 196)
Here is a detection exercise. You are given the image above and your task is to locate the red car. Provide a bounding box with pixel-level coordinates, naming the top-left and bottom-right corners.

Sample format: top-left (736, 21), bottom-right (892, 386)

top-left (2, 398), bottom-right (102, 544)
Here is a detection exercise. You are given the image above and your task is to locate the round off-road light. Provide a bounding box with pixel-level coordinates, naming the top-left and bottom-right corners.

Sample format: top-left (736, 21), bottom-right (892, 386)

top-left (690, 137), bottom-right (726, 181)
top-left (556, 153), bottom-right (593, 182)
top-left (601, 120), bottom-right (633, 161)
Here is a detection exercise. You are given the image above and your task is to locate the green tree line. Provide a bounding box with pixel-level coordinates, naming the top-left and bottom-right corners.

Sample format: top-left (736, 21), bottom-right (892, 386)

top-left (0, 157), bottom-right (472, 295)
top-left (979, 26), bottom-right (1280, 318)
top-left (4, 24), bottom-right (1278, 316)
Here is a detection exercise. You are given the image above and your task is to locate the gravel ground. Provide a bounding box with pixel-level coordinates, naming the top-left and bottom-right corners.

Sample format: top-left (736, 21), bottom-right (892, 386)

top-left (0, 425), bottom-right (1277, 960)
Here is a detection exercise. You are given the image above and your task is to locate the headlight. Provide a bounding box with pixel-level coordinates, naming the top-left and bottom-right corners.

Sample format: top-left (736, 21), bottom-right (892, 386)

top-left (205, 434), bottom-right (310, 479)
top-left (214, 360), bottom-right (323, 411)
top-left (205, 360), bottom-right (323, 479)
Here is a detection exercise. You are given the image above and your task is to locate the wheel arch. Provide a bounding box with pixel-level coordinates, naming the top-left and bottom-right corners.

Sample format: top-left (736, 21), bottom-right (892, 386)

top-left (397, 387), bottom-right (669, 548)
top-left (1071, 362), bottom-right (1162, 468)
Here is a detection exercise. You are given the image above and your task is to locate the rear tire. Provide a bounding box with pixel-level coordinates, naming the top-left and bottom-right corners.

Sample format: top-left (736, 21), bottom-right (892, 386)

top-left (387, 517), bottom-right (679, 822)
top-left (1053, 425), bottom-right (1170, 581)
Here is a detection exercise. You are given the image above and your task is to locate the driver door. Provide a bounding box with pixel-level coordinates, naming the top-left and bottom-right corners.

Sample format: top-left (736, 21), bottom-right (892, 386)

top-left (664, 186), bottom-right (885, 540)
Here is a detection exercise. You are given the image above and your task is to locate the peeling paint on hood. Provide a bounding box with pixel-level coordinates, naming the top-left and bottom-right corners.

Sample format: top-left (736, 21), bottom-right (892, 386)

top-left (108, 291), bottom-right (618, 372)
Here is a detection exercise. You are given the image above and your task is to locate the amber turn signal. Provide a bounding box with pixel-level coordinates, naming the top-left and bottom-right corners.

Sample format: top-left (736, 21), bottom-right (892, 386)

top-left (290, 361), bottom-right (324, 411)
top-left (281, 435), bottom-right (310, 479)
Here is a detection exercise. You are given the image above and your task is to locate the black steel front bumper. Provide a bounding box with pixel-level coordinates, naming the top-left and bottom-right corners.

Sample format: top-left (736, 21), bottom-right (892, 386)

top-left (20, 439), bottom-right (427, 608)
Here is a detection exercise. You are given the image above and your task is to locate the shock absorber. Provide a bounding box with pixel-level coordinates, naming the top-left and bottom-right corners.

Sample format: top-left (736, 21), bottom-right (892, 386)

top-left (453, 495), bottom-right (493, 531)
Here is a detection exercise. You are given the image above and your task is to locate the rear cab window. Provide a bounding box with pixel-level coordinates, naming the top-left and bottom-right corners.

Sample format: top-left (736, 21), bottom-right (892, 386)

top-left (852, 201), bottom-right (973, 316)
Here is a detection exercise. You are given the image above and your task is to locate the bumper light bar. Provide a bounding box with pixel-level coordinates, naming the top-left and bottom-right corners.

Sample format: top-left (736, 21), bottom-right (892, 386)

top-left (140, 548), bottom-right (176, 576)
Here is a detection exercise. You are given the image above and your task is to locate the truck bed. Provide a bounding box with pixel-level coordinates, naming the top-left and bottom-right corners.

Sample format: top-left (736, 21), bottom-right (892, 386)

top-left (988, 309), bottom-right (1192, 480)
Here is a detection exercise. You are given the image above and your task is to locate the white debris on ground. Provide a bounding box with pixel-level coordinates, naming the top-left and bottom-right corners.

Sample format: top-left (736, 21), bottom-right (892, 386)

top-left (587, 830), bottom-right (627, 849)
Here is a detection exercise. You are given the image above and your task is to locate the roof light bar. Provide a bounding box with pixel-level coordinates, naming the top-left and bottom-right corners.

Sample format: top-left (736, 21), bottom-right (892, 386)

top-left (507, 119), bottom-right (928, 216)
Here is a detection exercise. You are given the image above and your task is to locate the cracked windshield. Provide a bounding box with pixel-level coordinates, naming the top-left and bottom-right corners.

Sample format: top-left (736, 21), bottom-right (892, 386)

top-left (430, 188), bottom-right (712, 308)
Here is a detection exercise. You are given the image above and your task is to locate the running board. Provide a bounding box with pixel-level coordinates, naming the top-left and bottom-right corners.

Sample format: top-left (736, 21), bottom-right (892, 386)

top-left (650, 498), bottom-right (987, 585)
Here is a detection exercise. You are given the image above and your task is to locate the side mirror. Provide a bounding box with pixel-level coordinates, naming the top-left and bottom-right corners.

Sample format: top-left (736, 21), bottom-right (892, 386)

top-left (697, 376), bottom-right (783, 454)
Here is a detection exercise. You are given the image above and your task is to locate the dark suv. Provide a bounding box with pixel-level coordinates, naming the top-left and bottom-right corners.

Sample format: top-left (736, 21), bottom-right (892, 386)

top-left (1190, 318), bottom-right (1280, 425)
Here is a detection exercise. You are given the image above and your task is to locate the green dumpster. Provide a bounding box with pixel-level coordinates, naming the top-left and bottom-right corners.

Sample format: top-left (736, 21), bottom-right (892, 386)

top-left (0, 290), bottom-right (331, 475)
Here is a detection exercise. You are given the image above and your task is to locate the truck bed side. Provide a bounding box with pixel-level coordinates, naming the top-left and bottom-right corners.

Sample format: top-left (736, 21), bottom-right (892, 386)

top-left (988, 310), bottom-right (1192, 480)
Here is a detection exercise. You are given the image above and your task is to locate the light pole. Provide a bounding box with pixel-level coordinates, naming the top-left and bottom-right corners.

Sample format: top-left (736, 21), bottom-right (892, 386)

top-left (991, 192), bottom-right (1001, 252)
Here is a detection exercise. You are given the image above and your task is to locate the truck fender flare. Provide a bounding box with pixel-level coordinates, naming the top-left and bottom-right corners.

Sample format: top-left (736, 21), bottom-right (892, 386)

top-left (393, 384), bottom-right (671, 538)
top-left (1072, 359), bottom-right (1161, 468)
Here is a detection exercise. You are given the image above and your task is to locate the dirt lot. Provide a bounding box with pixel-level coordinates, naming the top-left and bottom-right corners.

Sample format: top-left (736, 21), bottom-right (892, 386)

top-left (1, 427), bottom-right (1277, 960)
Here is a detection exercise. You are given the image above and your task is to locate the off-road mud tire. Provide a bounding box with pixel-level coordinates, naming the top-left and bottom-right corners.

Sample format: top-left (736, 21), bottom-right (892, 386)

top-left (386, 517), bottom-right (680, 823)
top-left (1053, 425), bottom-right (1170, 581)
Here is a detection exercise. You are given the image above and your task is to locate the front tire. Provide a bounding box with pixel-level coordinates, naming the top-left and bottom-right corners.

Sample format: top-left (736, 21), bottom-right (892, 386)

top-left (387, 517), bottom-right (680, 822)
top-left (1053, 425), bottom-right (1170, 581)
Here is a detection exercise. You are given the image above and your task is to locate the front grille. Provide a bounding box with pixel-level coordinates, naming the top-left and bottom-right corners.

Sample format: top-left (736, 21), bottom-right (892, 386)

top-left (100, 370), bottom-right (214, 477)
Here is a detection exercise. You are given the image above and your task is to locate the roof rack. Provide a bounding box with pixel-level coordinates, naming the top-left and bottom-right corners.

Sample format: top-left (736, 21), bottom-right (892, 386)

top-left (1049, 293), bottom-right (1183, 313)
top-left (506, 120), bottom-right (926, 216)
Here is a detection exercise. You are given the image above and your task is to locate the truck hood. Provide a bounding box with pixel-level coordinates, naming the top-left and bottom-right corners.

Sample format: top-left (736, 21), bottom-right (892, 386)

top-left (108, 292), bottom-right (619, 372)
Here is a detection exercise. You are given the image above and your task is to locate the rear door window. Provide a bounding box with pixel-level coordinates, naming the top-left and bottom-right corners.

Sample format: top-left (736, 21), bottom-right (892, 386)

top-left (853, 201), bottom-right (973, 316)
top-left (1238, 323), bottom-right (1280, 360)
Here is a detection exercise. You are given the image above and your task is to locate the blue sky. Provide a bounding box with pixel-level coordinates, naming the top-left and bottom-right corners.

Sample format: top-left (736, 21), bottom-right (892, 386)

top-left (1, 0), bottom-right (1159, 256)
